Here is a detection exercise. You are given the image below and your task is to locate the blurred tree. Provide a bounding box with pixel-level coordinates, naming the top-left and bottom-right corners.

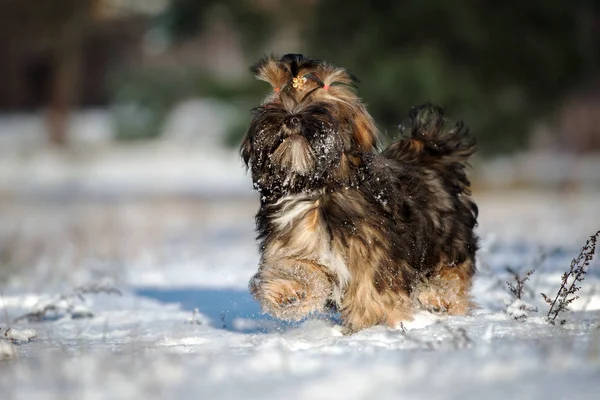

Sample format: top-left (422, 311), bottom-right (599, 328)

top-left (145, 0), bottom-right (600, 153)
top-left (157, 0), bottom-right (276, 57)
top-left (47, 0), bottom-right (94, 146)
top-left (112, 0), bottom-right (311, 143)
top-left (1, 0), bottom-right (95, 146)
top-left (308, 0), bottom-right (600, 153)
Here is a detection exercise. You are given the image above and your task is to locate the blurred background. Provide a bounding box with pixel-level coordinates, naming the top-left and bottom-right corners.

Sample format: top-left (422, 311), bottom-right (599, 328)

top-left (1, 0), bottom-right (599, 288)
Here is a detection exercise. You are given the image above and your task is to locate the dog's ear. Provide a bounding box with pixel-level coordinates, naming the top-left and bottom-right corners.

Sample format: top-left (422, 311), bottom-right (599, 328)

top-left (251, 55), bottom-right (289, 93)
top-left (240, 131), bottom-right (253, 168)
top-left (315, 65), bottom-right (378, 153)
top-left (351, 106), bottom-right (379, 153)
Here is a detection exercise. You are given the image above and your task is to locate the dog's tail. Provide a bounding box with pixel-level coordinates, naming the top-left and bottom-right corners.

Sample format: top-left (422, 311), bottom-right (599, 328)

top-left (382, 103), bottom-right (476, 194)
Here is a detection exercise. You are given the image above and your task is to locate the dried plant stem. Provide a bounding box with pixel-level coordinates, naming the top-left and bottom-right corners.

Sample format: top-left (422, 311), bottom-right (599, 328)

top-left (506, 268), bottom-right (535, 300)
top-left (542, 230), bottom-right (599, 325)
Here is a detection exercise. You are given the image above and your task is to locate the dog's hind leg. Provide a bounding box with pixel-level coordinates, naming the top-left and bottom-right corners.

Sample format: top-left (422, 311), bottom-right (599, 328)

top-left (340, 267), bottom-right (414, 333)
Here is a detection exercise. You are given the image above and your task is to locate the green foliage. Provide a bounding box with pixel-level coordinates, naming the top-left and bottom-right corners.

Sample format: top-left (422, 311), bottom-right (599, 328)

top-left (308, 0), bottom-right (598, 153)
top-left (122, 0), bottom-right (599, 152)
top-left (157, 0), bottom-right (276, 56)
top-left (108, 69), bottom-right (185, 141)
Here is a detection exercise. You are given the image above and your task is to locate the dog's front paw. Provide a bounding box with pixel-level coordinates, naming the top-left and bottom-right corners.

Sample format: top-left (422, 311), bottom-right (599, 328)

top-left (416, 290), bottom-right (449, 314)
top-left (250, 275), bottom-right (328, 321)
top-left (257, 278), bottom-right (317, 321)
top-left (264, 279), bottom-right (307, 308)
top-left (248, 260), bottom-right (333, 321)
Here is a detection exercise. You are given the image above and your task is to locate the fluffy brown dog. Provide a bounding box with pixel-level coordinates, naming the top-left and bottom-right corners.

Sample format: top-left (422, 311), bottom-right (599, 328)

top-left (241, 54), bottom-right (478, 333)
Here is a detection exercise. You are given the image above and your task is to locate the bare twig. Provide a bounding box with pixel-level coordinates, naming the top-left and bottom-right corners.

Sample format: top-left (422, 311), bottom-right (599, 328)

top-left (398, 322), bottom-right (472, 350)
top-left (398, 329), bottom-right (435, 350)
top-left (439, 323), bottom-right (473, 349)
top-left (13, 283), bottom-right (122, 324)
top-left (506, 268), bottom-right (535, 300)
top-left (541, 230), bottom-right (599, 325)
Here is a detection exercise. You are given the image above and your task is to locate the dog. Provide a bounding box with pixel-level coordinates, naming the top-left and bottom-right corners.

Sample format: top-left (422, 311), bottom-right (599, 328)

top-left (241, 54), bottom-right (478, 333)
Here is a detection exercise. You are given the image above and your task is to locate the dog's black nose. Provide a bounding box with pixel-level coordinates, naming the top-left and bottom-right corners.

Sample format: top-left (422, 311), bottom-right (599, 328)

top-left (286, 116), bottom-right (300, 128)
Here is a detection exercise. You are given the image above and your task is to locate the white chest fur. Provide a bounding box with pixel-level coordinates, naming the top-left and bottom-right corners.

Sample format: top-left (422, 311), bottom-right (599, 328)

top-left (271, 194), bottom-right (351, 297)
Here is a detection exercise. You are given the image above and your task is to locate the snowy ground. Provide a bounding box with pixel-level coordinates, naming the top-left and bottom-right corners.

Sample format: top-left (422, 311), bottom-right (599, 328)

top-left (0, 136), bottom-right (599, 398)
top-left (1, 188), bottom-right (599, 399)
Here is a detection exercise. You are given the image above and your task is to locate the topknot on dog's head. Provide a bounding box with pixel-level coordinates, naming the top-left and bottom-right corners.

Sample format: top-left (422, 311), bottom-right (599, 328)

top-left (250, 54), bottom-right (361, 96)
top-left (250, 54), bottom-right (323, 93)
top-left (250, 54), bottom-right (289, 94)
top-left (279, 54), bottom-right (321, 78)
top-left (316, 63), bottom-right (358, 91)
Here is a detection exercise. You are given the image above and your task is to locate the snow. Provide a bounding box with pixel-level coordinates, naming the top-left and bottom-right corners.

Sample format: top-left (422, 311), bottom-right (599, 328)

top-left (0, 189), bottom-right (598, 399)
top-left (0, 124), bottom-right (599, 397)
top-left (505, 298), bottom-right (539, 320)
top-left (0, 340), bottom-right (17, 361)
top-left (3, 328), bottom-right (38, 344)
top-left (0, 109), bottom-right (252, 199)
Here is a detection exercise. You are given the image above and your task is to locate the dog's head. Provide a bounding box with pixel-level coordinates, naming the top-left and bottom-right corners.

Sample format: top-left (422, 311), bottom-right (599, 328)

top-left (241, 54), bottom-right (379, 196)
